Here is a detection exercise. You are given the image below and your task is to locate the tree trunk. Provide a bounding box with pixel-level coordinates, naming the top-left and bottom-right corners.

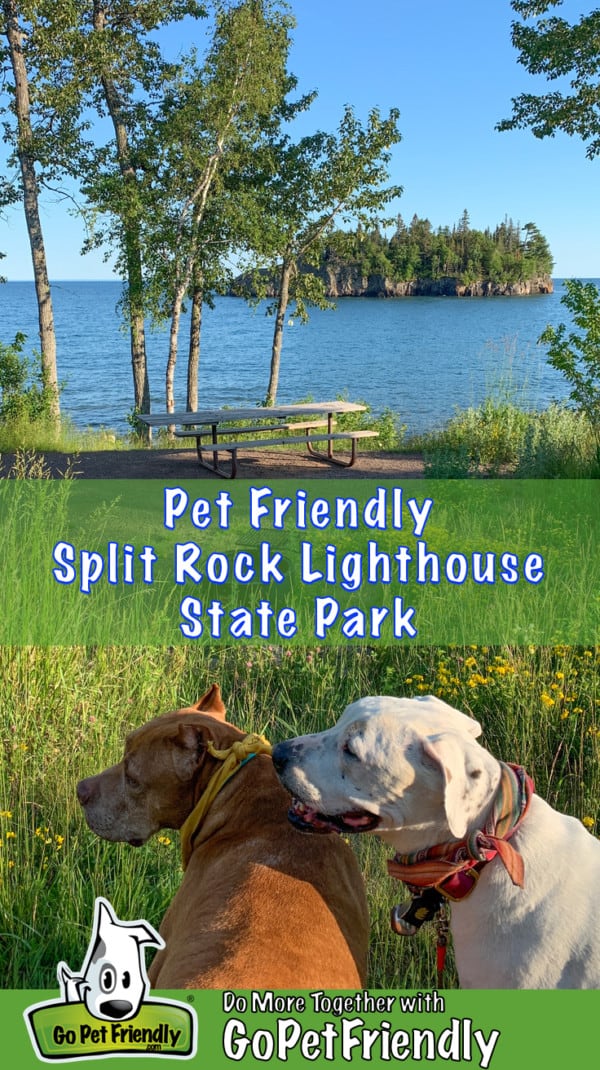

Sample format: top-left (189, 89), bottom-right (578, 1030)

top-left (3, 0), bottom-right (60, 425)
top-left (124, 229), bottom-right (150, 425)
top-left (93, 1), bottom-right (150, 438)
top-left (187, 281), bottom-right (203, 411)
top-left (166, 280), bottom-right (187, 424)
top-left (265, 258), bottom-right (292, 406)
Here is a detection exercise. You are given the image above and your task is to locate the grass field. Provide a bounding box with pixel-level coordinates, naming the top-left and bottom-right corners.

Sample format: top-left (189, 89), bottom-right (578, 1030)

top-left (1, 644), bottom-right (598, 990)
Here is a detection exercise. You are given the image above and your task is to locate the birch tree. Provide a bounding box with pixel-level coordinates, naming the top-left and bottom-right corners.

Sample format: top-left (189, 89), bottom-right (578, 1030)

top-left (79, 1), bottom-right (207, 426)
top-left (252, 105), bottom-right (402, 406)
top-left (1, 0), bottom-right (61, 423)
top-left (144, 0), bottom-right (301, 415)
top-left (2, 1), bottom-right (208, 430)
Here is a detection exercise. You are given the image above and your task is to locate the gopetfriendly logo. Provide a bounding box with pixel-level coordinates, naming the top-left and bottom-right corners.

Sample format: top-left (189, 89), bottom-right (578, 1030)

top-left (25, 898), bottom-right (197, 1061)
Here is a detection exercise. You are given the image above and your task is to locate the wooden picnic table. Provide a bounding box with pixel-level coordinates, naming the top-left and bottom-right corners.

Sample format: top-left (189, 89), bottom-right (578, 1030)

top-left (138, 401), bottom-right (377, 478)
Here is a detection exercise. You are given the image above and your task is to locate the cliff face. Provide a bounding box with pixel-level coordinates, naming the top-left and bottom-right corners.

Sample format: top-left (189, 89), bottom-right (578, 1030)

top-left (317, 264), bottom-right (554, 297)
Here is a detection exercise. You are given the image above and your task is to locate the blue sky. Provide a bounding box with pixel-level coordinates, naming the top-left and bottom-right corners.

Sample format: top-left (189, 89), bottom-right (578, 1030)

top-left (1, 0), bottom-right (596, 279)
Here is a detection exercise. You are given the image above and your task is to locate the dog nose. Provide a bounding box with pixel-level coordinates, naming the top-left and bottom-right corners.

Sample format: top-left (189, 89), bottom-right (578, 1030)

top-left (271, 742), bottom-right (289, 773)
top-left (99, 1000), bottom-right (134, 1019)
top-left (77, 778), bottom-right (94, 805)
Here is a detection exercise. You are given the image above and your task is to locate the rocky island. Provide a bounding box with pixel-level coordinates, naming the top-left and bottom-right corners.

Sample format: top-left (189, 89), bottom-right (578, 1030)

top-left (311, 264), bottom-right (553, 298)
top-left (318, 213), bottom-right (554, 297)
top-left (238, 213), bottom-right (554, 299)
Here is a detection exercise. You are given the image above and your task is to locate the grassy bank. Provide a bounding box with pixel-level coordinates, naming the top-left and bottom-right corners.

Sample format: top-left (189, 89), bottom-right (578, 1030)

top-left (1, 644), bottom-right (598, 989)
top-left (414, 400), bottom-right (599, 478)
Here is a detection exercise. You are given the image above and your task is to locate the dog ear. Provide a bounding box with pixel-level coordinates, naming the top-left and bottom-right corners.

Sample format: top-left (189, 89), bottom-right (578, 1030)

top-left (422, 732), bottom-right (470, 839)
top-left (192, 683), bottom-right (226, 720)
top-left (171, 722), bottom-right (209, 781)
top-left (175, 722), bottom-right (207, 752)
top-left (415, 695), bottom-right (482, 739)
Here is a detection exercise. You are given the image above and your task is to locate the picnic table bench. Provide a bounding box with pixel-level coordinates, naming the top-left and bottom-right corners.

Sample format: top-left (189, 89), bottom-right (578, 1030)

top-left (138, 402), bottom-right (378, 478)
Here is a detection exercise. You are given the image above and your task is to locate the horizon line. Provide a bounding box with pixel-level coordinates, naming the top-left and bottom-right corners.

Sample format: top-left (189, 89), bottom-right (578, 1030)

top-left (3, 274), bottom-right (600, 284)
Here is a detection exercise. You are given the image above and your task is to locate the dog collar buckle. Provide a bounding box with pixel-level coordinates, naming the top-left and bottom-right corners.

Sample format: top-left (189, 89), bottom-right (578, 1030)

top-left (437, 863), bottom-right (482, 901)
top-left (391, 888), bottom-right (444, 937)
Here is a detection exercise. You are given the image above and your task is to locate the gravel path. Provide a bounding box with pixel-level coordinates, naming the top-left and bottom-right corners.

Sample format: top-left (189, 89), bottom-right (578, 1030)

top-left (0, 446), bottom-right (425, 480)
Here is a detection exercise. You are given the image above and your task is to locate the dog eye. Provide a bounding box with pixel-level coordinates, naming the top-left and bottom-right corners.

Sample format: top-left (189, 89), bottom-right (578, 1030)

top-left (122, 971), bottom-right (131, 989)
top-left (125, 772), bottom-right (141, 792)
top-left (100, 965), bottom-right (116, 993)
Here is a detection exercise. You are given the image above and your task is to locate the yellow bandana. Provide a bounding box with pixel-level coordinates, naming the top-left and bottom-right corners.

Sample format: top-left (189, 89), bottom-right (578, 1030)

top-left (180, 733), bottom-right (273, 867)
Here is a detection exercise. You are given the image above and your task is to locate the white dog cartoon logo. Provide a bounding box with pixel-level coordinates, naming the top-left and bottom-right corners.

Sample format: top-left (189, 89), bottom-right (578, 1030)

top-left (57, 897), bottom-right (164, 1022)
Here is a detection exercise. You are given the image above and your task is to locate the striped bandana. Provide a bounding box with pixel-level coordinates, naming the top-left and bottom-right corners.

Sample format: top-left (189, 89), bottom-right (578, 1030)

top-left (387, 763), bottom-right (534, 901)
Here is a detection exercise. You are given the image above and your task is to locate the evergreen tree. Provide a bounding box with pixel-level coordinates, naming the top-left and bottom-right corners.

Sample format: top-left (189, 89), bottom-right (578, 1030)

top-left (313, 213), bottom-right (553, 288)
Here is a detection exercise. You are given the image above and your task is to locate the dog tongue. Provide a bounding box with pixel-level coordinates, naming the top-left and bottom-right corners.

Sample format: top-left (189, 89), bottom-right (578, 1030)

top-left (342, 812), bottom-right (377, 828)
top-left (291, 798), bottom-right (374, 831)
top-left (292, 800), bottom-right (332, 830)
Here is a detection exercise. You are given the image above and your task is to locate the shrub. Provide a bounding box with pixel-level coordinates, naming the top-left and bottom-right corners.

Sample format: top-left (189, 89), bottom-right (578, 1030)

top-left (541, 279), bottom-right (600, 459)
top-left (0, 333), bottom-right (55, 422)
top-left (513, 405), bottom-right (599, 478)
top-left (334, 397), bottom-right (406, 450)
top-left (419, 398), bottom-right (599, 478)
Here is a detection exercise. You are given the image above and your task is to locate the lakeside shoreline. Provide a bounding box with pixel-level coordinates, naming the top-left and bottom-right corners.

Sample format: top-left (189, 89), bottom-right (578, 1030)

top-left (236, 270), bottom-right (555, 300)
top-left (0, 279), bottom-right (581, 437)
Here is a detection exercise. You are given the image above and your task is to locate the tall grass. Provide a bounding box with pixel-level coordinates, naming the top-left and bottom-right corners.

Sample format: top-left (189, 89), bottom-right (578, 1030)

top-left (0, 416), bottom-right (125, 456)
top-left (415, 400), bottom-right (599, 477)
top-left (1, 645), bottom-right (598, 990)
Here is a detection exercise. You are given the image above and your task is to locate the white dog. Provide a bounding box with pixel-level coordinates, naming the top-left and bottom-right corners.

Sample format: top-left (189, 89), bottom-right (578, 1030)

top-left (58, 898), bottom-right (164, 1020)
top-left (272, 695), bottom-right (600, 989)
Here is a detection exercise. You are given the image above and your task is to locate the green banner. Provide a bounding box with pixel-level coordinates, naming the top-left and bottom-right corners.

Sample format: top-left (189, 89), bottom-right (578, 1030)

top-left (6, 988), bottom-right (597, 1068)
top-left (0, 478), bottom-right (598, 644)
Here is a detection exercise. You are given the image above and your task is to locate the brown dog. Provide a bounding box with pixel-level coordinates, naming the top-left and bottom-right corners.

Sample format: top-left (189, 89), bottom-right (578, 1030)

top-left (76, 685), bottom-right (369, 989)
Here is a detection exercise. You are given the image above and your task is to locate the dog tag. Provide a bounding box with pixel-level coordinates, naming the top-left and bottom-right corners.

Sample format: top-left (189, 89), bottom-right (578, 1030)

top-left (390, 888), bottom-right (443, 937)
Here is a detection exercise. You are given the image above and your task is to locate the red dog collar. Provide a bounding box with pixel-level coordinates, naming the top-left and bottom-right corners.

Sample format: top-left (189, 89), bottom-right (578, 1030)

top-left (388, 763), bottom-right (534, 902)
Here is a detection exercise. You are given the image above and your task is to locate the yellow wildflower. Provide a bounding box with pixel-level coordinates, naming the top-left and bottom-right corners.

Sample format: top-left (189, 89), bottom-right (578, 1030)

top-left (582, 817), bottom-right (595, 830)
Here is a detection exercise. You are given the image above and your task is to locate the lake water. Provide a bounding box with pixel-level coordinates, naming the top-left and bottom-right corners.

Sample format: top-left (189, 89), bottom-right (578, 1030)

top-left (0, 279), bottom-right (588, 436)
